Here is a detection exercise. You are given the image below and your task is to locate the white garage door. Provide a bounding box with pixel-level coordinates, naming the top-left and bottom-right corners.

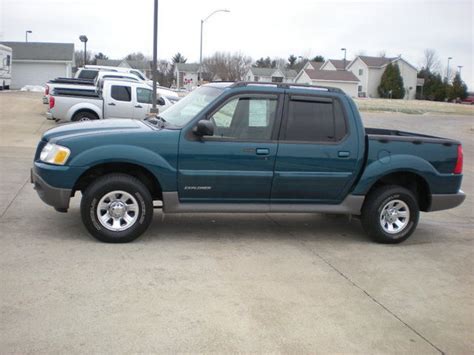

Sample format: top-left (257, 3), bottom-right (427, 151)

top-left (11, 62), bottom-right (68, 89)
top-left (311, 80), bottom-right (359, 98)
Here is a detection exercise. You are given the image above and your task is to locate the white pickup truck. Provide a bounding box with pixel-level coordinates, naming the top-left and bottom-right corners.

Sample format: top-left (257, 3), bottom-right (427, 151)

top-left (43, 71), bottom-right (143, 104)
top-left (47, 79), bottom-right (172, 122)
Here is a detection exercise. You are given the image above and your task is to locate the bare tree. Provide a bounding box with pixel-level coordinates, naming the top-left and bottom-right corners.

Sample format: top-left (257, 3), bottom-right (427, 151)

top-left (203, 52), bottom-right (252, 81)
top-left (421, 49), bottom-right (440, 73)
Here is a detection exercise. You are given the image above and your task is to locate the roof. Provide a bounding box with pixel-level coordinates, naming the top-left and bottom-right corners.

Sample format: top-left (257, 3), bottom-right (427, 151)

top-left (358, 55), bottom-right (396, 68)
top-left (96, 59), bottom-right (123, 67)
top-left (308, 61), bottom-right (323, 70)
top-left (126, 60), bottom-right (151, 70)
top-left (176, 63), bottom-right (200, 72)
top-left (0, 41), bottom-right (74, 61)
top-left (304, 69), bottom-right (359, 82)
top-left (249, 67), bottom-right (277, 76)
top-left (283, 69), bottom-right (297, 78)
top-left (327, 59), bottom-right (350, 70)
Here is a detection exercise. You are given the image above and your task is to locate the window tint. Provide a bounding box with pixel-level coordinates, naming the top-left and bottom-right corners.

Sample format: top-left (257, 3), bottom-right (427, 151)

top-left (210, 96), bottom-right (278, 140)
top-left (136, 88), bottom-right (152, 104)
top-left (284, 99), bottom-right (347, 142)
top-left (111, 85), bottom-right (131, 101)
top-left (78, 69), bottom-right (98, 80)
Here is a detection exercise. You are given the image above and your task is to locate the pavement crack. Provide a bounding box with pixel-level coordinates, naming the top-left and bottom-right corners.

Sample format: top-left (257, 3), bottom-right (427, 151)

top-left (1, 177), bottom-right (29, 219)
top-left (265, 214), bottom-right (445, 355)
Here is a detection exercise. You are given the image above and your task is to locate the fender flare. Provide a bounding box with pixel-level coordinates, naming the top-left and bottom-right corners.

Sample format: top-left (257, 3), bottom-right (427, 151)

top-left (352, 154), bottom-right (436, 195)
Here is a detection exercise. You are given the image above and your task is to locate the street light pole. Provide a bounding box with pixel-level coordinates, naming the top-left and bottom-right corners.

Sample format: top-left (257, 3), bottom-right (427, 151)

top-left (341, 48), bottom-right (347, 70)
top-left (199, 9), bottom-right (230, 83)
top-left (457, 65), bottom-right (463, 77)
top-left (446, 56), bottom-right (452, 83)
top-left (79, 35), bottom-right (88, 66)
top-left (150, 0), bottom-right (159, 114)
top-left (25, 30), bottom-right (32, 42)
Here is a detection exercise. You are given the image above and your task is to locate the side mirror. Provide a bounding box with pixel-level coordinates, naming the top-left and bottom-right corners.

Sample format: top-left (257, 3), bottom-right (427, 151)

top-left (158, 97), bottom-right (165, 106)
top-left (193, 119), bottom-right (214, 137)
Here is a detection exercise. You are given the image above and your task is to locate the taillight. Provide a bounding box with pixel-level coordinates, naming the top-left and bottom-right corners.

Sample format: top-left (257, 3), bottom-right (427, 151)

top-left (454, 145), bottom-right (463, 174)
top-left (45, 85), bottom-right (49, 95)
top-left (49, 96), bottom-right (55, 109)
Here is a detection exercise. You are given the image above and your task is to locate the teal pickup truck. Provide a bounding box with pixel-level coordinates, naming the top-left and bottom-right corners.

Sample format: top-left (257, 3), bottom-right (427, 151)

top-left (31, 82), bottom-right (465, 244)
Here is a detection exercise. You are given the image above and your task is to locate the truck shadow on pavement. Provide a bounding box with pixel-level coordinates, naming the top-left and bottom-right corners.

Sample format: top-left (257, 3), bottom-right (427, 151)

top-left (45, 208), bottom-right (440, 246)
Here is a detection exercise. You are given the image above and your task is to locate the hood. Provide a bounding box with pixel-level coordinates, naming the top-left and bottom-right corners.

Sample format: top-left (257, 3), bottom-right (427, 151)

top-left (43, 119), bottom-right (150, 142)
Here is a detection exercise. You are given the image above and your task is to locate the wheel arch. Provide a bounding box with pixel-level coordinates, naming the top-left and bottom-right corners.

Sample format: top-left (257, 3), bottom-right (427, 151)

top-left (73, 162), bottom-right (163, 200)
top-left (364, 171), bottom-right (431, 211)
top-left (67, 104), bottom-right (101, 121)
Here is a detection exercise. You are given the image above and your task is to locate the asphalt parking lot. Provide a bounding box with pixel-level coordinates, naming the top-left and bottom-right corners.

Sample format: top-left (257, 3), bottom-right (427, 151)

top-left (1, 91), bottom-right (473, 353)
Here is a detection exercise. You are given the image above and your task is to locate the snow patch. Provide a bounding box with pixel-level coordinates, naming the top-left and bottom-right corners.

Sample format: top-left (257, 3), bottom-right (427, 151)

top-left (20, 85), bottom-right (45, 92)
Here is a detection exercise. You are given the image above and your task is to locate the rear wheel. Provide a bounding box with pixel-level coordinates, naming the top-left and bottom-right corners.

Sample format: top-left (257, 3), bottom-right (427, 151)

top-left (73, 111), bottom-right (99, 122)
top-left (81, 174), bottom-right (153, 243)
top-left (361, 185), bottom-right (419, 244)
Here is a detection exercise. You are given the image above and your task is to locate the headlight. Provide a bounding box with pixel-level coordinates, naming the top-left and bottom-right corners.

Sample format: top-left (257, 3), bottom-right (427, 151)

top-left (40, 143), bottom-right (71, 165)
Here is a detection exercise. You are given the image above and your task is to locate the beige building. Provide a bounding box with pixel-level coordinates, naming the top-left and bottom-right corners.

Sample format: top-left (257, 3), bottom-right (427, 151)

top-left (345, 56), bottom-right (418, 99)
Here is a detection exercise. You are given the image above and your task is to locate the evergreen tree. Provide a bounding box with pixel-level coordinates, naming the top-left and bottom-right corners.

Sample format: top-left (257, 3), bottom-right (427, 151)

top-left (378, 63), bottom-right (405, 99)
top-left (311, 55), bottom-right (325, 62)
top-left (286, 55), bottom-right (297, 69)
top-left (447, 73), bottom-right (468, 101)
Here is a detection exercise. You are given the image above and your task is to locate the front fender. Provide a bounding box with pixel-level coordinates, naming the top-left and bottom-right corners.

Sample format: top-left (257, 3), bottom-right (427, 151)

top-left (69, 145), bottom-right (177, 191)
top-left (352, 154), bottom-right (460, 195)
top-left (67, 103), bottom-right (102, 121)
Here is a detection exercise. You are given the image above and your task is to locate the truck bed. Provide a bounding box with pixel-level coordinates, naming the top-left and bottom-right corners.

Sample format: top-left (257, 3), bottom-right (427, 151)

top-left (365, 127), bottom-right (460, 178)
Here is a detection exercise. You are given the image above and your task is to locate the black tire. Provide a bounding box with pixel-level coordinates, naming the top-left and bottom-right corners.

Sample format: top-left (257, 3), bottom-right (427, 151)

top-left (73, 111), bottom-right (99, 122)
top-left (81, 174), bottom-right (153, 243)
top-left (361, 185), bottom-right (419, 244)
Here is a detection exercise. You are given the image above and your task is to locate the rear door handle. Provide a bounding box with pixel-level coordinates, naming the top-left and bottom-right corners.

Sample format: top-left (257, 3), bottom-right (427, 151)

top-left (108, 102), bottom-right (116, 106)
top-left (338, 151), bottom-right (350, 158)
top-left (135, 105), bottom-right (142, 108)
top-left (256, 148), bottom-right (270, 155)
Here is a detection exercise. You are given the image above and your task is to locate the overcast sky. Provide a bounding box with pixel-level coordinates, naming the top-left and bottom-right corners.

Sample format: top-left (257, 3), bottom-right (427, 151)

top-left (1, 0), bottom-right (472, 88)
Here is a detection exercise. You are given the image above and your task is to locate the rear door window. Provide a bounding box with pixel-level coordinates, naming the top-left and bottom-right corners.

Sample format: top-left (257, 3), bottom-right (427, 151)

top-left (111, 85), bottom-right (132, 102)
top-left (283, 97), bottom-right (347, 142)
top-left (78, 69), bottom-right (98, 80)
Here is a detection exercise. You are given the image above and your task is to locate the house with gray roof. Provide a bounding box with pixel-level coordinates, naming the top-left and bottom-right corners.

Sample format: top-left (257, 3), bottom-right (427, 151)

top-left (174, 63), bottom-right (201, 89)
top-left (245, 67), bottom-right (297, 83)
top-left (346, 55), bottom-right (418, 99)
top-left (0, 41), bottom-right (74, 89)
top-left (294, 68), bottom-right (360, 97)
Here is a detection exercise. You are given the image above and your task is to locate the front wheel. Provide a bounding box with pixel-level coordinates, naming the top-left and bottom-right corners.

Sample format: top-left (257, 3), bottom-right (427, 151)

top-left (81, 174), bottom-right (153, 243)
top-left (361, 185), bottom-right (419, 244)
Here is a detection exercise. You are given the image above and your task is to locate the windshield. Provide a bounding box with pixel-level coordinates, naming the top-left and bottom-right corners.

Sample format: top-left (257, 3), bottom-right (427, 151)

top-left (160, 86), bottom-right (223, 127)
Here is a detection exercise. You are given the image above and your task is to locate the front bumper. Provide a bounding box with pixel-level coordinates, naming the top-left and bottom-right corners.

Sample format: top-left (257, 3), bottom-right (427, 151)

top-left (31, 168), bottom-right (71, 211)
top-left (429, 191), bottom-right (466, 212)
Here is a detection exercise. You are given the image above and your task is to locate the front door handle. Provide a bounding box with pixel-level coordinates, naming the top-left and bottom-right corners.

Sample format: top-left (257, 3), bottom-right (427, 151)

top-left (338, 151), bottom-right (350, 158)
top-left (108, 102), bottom-right (116, 106)
top-left (256, 148), bottom-right (270, 155)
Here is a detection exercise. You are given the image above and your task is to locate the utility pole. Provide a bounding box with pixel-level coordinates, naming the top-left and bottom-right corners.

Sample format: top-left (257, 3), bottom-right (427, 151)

top-left (199, 9), bottom-right (230, 83)
top-left (341, 48), bottom-right (347, 70)
top-left (446, 56), bottom-right (452, 83)
top-left (150, 0), bottom-right (159, 114)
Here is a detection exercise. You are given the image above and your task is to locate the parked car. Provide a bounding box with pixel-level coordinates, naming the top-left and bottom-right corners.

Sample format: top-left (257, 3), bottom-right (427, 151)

top-left (47, 78), bottom-right (172, 121)
top-left (31, 82), bottom-right (465, 243)
top-left (43, 71), bottom-right (142, 104)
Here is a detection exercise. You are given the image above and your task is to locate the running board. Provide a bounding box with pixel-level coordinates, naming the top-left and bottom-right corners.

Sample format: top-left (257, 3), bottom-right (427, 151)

top-left (162, 192), bottom-right (364, 215)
